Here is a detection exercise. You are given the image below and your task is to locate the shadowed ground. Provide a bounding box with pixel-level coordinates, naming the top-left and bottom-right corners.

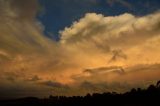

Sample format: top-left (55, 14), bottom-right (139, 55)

top-left (0, 81), bottom-right (160, 106)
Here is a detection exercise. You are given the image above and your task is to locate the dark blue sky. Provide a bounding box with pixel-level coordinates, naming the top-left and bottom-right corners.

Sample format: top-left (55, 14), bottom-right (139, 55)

top-left (37, 0), bottom-right (160, 40)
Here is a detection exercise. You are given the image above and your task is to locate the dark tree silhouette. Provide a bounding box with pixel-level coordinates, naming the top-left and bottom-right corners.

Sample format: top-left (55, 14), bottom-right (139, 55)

top-left (156, 80), bottom-right (160, 88)
top-left (0, 80), bottom-right (160, 106)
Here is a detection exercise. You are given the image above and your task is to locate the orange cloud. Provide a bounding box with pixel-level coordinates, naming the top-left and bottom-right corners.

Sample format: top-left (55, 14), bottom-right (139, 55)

top-left (0, 0), bottom-right (160, 98)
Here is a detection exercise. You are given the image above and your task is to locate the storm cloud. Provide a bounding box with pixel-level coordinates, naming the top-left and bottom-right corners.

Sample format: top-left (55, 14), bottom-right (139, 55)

top-left (0, 0), bottom-right (160, 98)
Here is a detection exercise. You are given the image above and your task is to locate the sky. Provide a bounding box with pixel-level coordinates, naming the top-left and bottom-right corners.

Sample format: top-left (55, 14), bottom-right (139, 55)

top-left (38, 0), bottom-right (160, 40)
top-left (0, 0), bottom-right (160, 99)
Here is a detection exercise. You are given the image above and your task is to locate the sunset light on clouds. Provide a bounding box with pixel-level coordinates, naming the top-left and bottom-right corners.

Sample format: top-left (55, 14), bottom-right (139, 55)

top-left (0, 0), bottom-right (160, 99)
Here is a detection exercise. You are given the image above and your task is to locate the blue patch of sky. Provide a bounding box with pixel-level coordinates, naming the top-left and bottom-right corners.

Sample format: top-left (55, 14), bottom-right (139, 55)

top-left (37, 0), bottom-right (160, 41)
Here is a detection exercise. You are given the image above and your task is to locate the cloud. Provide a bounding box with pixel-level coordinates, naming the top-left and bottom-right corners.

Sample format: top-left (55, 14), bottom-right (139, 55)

top-left (59, 12), bottom-right (160, 67)
top-left (27, 75), bottom-right (41, 82)
top-left (108, 49), bottom-right (127, 63)
top-left (0, 0), bottom-right (40, 20)
top-left (83, 66), bottom-right (125, 75)
top-left (71, 63), bottom-right (160, 94)
top-left (60, 12), bottom-right (160, 49)
top-left (0, 0), bottom-right (55, 55)
top-left (0, 0), bottom-right (160, 97)
top-left (41, 81), bottom-right (69, 88)
top-left (78, 81), bottom-right (129, 94)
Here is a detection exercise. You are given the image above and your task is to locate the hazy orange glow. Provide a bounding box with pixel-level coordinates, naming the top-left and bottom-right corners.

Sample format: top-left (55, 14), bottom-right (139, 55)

top-left (0, 0), bottom-right (160, 98)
